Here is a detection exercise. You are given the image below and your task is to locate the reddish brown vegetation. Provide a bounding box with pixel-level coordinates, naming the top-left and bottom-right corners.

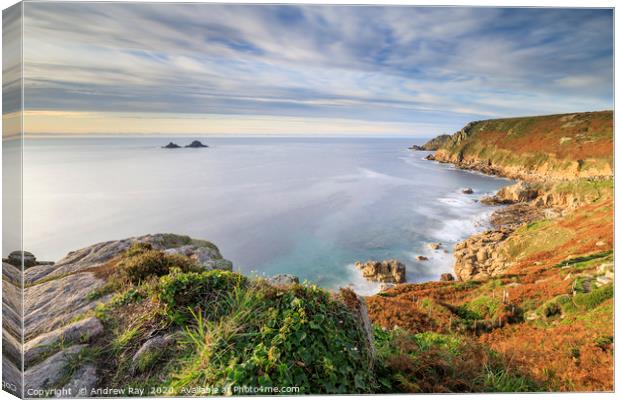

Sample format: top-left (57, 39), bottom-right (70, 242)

top-left (366, 195), bottom-right (614, 391)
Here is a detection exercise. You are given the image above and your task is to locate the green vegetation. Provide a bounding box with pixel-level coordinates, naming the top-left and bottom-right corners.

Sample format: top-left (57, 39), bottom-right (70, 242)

top-left (158, 269), bottom-right (246, 324)
top-left (171, 284), bottom-right (375, 394)
top-left (87, 246), bottom-right (377, 395)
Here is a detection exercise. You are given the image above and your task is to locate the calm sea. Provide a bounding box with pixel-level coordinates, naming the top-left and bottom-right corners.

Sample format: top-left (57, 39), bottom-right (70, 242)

top-left (21, 136), bottom-right (511, 294)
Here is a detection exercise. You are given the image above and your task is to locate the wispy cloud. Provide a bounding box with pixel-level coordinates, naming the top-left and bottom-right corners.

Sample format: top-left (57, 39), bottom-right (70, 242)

top-left (18, 3), bottom-right (613, 136)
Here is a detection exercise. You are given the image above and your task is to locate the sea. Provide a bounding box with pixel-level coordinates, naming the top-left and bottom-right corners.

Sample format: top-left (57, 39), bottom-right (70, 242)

top-left (19, 136), bottom-right (512, 294)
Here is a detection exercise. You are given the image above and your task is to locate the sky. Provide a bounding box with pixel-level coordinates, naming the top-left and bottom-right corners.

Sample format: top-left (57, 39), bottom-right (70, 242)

top-left (4, 3), bottom-right (614, 137)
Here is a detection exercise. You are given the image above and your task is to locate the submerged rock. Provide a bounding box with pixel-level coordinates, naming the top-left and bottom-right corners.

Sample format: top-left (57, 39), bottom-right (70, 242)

top-left (427, 242), bottom-right (442, 250)
top-left (355, 259), bottom-right (406, 283)
top-left (415, 255), bottom-right (429, 261)
top-left (162, 142), bottom-right (181, 149)
top-left (462, 187), bottom-right (474, 194)
top-left (185, 140), bottom-right (208, 148)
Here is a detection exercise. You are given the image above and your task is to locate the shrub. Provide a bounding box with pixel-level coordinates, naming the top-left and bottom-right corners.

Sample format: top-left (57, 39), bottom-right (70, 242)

top-left (117, 247), bottom-right (197, 284)
top-left (158, 270), bottom-right (247, 323)
top-left (171, 283), bottom-right (376, 394)
top-left (573, 283), bottom-right (613, 310)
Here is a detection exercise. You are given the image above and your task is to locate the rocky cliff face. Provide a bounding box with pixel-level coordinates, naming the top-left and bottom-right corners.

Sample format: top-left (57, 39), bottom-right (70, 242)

top-left (432, 111), bottom-right (613, 182)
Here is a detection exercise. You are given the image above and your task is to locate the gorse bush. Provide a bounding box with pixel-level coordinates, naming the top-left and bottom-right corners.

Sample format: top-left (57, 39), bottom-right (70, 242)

top-left (116, 244), bottom-right (197, 284)
top-left (171, 282), bottom-right (376, 394)
top-left (158, 270), bottom-right (247, 324)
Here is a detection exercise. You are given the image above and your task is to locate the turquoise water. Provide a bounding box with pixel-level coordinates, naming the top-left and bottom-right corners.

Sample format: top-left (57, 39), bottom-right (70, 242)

top-left (22, 137), bottom-right (511, 294)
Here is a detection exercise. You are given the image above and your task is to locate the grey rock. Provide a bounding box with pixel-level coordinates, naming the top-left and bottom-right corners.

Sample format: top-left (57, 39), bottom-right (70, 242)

top-left (3, 261), bottom-right (22, 285)
top-left (164, 245), bottom-right (232, 271)
top-left (24, 345), bottom-right (85, 393)
top-left (131, 333), bottom-right (177, 373)
top-left (267, 274), bottom-right (300, 286)
top-left (24, 272), bottom-right (106, 340)
top-left (162, 142), bottom-right (181, 149)
top-left (2, 355), bottom-right (22, 397)
top-left (462, 187), bottom-right (474, 194)
top-left (59, 364), bottom-right (98, 397)
top-left (25, 233), bottom-right (229, 285)
top-left (25, 317), bottom-right (103, 366)
top-left (2, 330), bottom-right (22, 367)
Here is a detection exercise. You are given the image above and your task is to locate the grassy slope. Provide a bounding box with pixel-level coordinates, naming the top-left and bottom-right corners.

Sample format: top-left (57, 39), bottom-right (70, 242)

top-left (434, 111), bottom-right (613, 180)
top-left (367, 112), bottom-right (614, 392)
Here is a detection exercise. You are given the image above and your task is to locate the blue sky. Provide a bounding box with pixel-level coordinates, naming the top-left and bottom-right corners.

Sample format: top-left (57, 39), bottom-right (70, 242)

top-left (13, 3), bottom-right (614, 136)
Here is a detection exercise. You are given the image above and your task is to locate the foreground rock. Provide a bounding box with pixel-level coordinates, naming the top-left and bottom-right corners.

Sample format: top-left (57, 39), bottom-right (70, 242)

top-left (24, 317), bottom-right (103, 366)
top-left (24, 345), bottom-right (86, 393)
top-left (21, 233), bottom-right (234, 395)
top-left (355, 259), bottom-right (406, 283)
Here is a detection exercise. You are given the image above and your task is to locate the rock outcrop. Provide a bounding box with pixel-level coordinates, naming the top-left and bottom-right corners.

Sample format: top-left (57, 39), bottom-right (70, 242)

top-left (483, 182), bottom-right (539, 204)
top-left (453, 229), bottom-right (512, 281)
top-left (162, 142), bottom-right (181, 149)
top-left (20, 233), bottom-right (233, 396)
top-left (355, 259), bottom-right (406, 283)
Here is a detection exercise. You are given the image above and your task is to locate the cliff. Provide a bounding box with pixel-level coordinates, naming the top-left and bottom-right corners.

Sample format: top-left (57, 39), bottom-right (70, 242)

top-left (433, 111), bottom-right (613, 181)
top-left (367, 111), bottom-right (614, 392)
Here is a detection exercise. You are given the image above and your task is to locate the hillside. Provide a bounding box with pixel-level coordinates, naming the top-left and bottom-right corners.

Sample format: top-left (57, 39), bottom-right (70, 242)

top-left (366, 111), bottom-right (614, 392)
top-left (432, 111), bottom-right (613, 181)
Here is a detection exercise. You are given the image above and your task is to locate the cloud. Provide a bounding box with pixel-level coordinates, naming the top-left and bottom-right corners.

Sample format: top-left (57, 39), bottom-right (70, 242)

top-left (17, 3), bottom-right (613, 136)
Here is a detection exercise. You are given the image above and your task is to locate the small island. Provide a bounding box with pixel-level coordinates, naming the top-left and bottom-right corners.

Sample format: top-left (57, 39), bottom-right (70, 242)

top-left (162, 142), bottom-right (181, 149)
top-left (185, 140), bottom-right (208, 148)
